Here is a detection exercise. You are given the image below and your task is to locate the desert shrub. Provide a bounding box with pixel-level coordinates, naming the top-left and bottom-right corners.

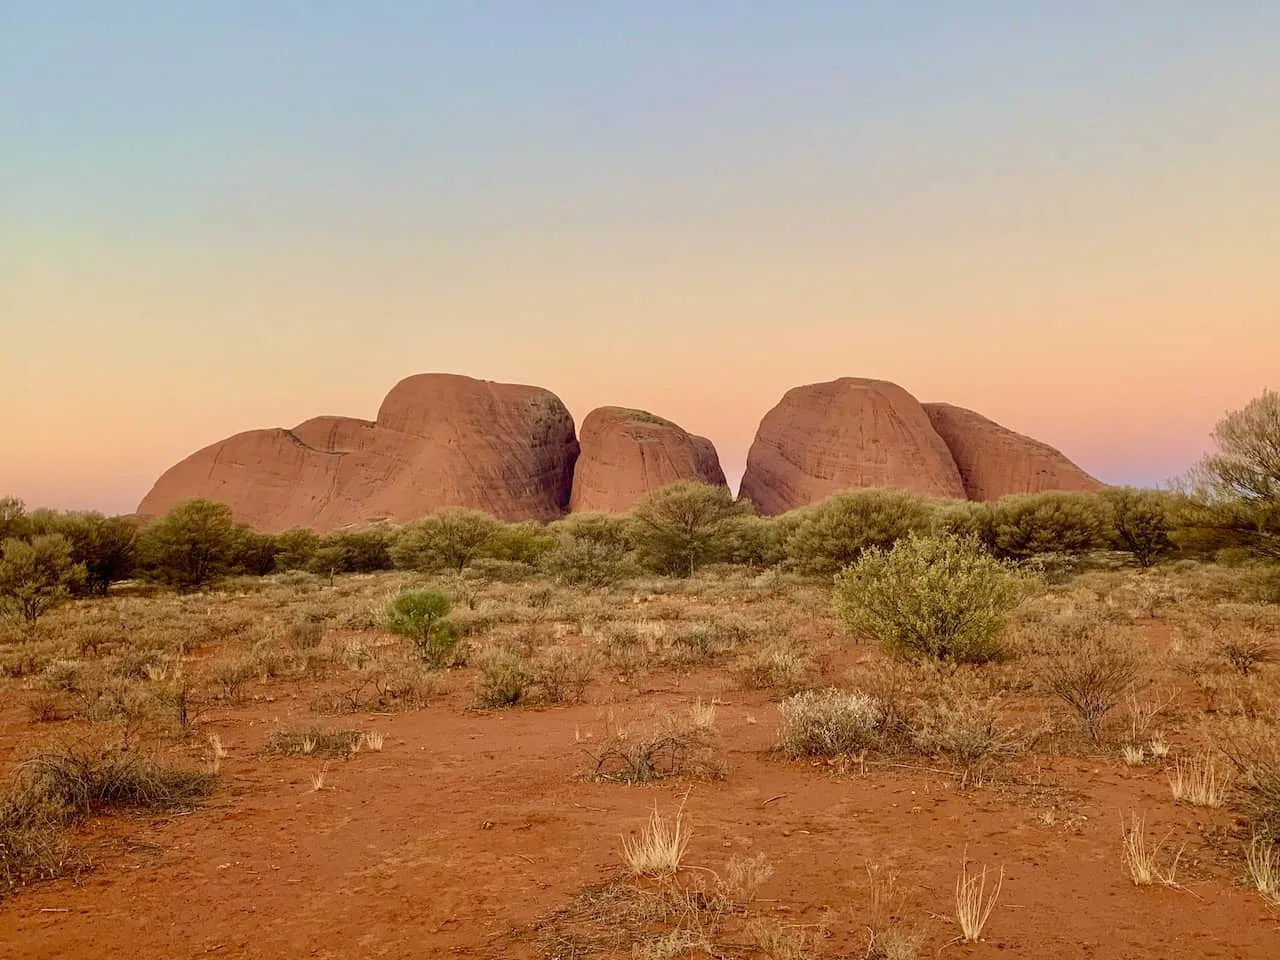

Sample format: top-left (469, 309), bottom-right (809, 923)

top-left (542, 512), bottom-right (635, 585)
top-left (1039, 627), bottom-right (1138, 744)
top-left (783, 490), bottom-right (933, 576)
top-left (385, 589), bottom-right (463, 667)
top-left (600, 624), bottom-right (656, 683)
top-left (307, 526), bottom-right (394, 577)
top-left (320, 664), bottom-right (436, 714)
top-left (833, 534), bottom-right (1024, 662)
top-left (665, 622), bottom-right (733, 665)
top-left (1222, 722), bottom-right (1280, 839)
top-left (267, 728), bottom-right (363, 758)
top-left (732, 647), bottom-right (810, 692)
top-left (228, 525), bottom-right (278, 575)
top-left (585, 717), bottom-right (725, 783)
top-left (287, 617), bottom-right (325, 649)
top-left (911, 698), bottom-right (1028, 783)
top-left (391, 509), bottom-right (502, 573)
top-left (777, 689), bottom-right (884, 758)
top-left (474, 648), bottom-right (528, 708)
top-left (210, 657), bottom-right (257, 701)
top-left (987, 492), bottom-right (1110, 559)
top-left (631, 482), bottom-right (749, 577)
top-left (273, 527), bottom-right (320, 571)
top-left (485, 521), bottom-right (556, 565)
top-left (137, 499), bottom-right (237, 590)
top-left (720, 515), bottom-right (785, 568)
top-left (527, 645), bottom-right (597, 703)
top-left (0, 534), bottom-right (85, 625)
top-left (1101, 488), bottom-right (1174, 567)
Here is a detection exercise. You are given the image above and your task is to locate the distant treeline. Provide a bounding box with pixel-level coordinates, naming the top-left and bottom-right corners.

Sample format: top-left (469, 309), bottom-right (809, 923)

top-left (1, 389), bottom-right (1276, 612)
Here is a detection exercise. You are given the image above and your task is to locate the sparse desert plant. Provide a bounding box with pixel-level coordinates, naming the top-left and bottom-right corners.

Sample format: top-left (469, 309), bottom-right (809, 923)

top-left (1120, 811), bottom-right (1183, 886)
top-left (733, 646), bottom-right (810, 692)
top-left (865, 861), bottom-right (922, 960)
top-left (310, 764), bottom-right (329, 792)
top-left (912, 698), bottom-right (1029, 784)
top-left (527, 645), bottom-right (596, 703)
top-left (745, 918), bottom-right (815, 959)
top-left (1121, 744), bottom-right (1146, 767)
top-left (287, 617), bottom-right (325, 649)
top-left (777, 688), bottom-right (884, 758)
top-left (1168, 753), bottom-right (1232, 807)
top-left (210, 657), bottom-right (257, 701)
top-left (688, 699), bottom-right (717, 732)
top-left (362, 730), bottom-right (385, 752)
top-left (1040, 630), bottom-right (1138, 744)
top-left (1246, 836), bottom-right (1280, 905)
top-left (586, 717), bottom-right (725, 784)
top-left (954, 853), bottom-right (1003, 942)
top-left (620, 801), bottom-right (689, 876)
top-left (1220, 723), bottom-right (1280, 838)
top-left (833, 534), bottom-right (1024, 663)
top-left (1149, 733), bottom-right (1171, 758)
top-left (385, 589), bottom-right (463, 667)
top-left (268, 728), bottom-right (363, 758)
top-left (474, 648), bottom-right (528, 708)
top-left (1214, 625), bottom-right (1275, 676)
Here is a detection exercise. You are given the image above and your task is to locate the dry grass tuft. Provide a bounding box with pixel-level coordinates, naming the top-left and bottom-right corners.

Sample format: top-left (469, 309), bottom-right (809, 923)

top-left (1168, 753), bottom-right (1232, 807)
top-left (268, 728), bottom-right (362, 759)
top-left (620, 802), bottom-right (690, 877)
top-left (1246, 836), bottom-right (1280, 905)
top-left (954, 852), bottom-right (1003, 942)
top-left (1121, 812), bottom-right (1183, 886)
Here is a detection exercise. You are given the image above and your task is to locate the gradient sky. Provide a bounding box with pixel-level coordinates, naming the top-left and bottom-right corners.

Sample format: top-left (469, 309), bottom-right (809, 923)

top-left (3, 2), bottom-right (1277, 514)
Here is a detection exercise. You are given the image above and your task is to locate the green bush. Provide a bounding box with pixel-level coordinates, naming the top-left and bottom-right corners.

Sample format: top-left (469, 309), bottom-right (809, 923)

top-left (390, 509), bottom-right (502, 573)
top-left (137, 499), bottom-right (237, 591)
top-left (308, 527), bottom-right (394, 577)
top-left (542, 512), bottom-right (635, 585)
top-left (833, 533), bottom-right (1025, 662)
top-left (273, 528), bottom-right (320, 571)
top-left (474, 648), bottom-right (527, 708)
top-left (385, 589), bottom-right (463, 667)
top-left (631, 481), bottom-right (748, 577)
top-left (987, 491), bottom-right (1110, 559)
top-left (782, 489), bottom-right (933, 576)
top-left (0, 535), bottom-right (85, 625)
top-left (55, 512), bottom-right (138, 595)
top-left (1101, 487), bottom-right (1174, 567)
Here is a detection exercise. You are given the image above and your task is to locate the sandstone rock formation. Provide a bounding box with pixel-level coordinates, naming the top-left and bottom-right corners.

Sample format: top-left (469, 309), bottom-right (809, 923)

top-left (569, 407), bottom-right (727, 513)
top-left (739, 378), bottom-right (967, 514)
top-left (137, 374), bottom-right (579, 532)
top-left (923, 402), bottom-right (1102, 501)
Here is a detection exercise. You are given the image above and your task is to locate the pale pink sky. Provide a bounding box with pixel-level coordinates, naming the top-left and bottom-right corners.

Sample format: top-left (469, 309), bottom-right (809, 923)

top-left (3, 6), bottom-right (1277, 514)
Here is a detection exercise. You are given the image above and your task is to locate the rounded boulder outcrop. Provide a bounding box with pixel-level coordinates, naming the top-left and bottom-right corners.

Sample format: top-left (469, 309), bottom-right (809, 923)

top-left (738, 378), bottom-right (967, 514)
top-left (138, 374), bottom-right (579, 532)
top-left (923, 402), bottom-right (1101, 501)
top-left (569, 407), bottom-right (727, 513)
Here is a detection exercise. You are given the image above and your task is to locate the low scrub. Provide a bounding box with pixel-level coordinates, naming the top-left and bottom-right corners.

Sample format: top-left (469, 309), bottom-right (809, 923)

top-left (585, 718), bottom-right (725, 784)
top-left (267, 728), bottom-right (363, 758)
top-left (385, 589), bottom-right (464, 667)
top-left (834, 534), bottom-right (1024, 662)
top-left (777, 689), bottom-right (885, 758)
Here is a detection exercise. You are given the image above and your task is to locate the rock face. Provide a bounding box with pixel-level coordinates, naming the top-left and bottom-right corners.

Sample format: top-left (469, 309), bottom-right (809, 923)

top-left (739, 378), bottom-right (967, 514)
top-left (137, 374), bottom-right (579, 532)
top-left (569, 407), bottom-right (727, 513)
top-left (923, 403), bottom-right (1102, 501)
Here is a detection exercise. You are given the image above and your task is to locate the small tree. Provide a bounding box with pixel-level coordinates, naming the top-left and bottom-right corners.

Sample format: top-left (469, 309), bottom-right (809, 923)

top-left (630, 481), bottom-right (748, 577)
top-left (385, 589), bottom-right (462, 667)
top-left (0, 534), bottom-right (85, 624)
top-left (1101, 488), bottom-right (1173, 567)
top-left (833, 533), bottom-right (1024, 662)
top-left (1188, 389), bottom-right (1280, 559)
top-left (783, 489), bottom-right (933, 576)
top-left (137, 499), bottom-right (236, 591)
top-left (0, 496), bottom-right (30, 542)
top-left (390, 509), bottom-right (501, 573)
top-left (57, 512), bottom-right (138, 595)
top-left (228, 525), bottom-right (279, 576)
top-left (274, 527), bottom-right (320, 571)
